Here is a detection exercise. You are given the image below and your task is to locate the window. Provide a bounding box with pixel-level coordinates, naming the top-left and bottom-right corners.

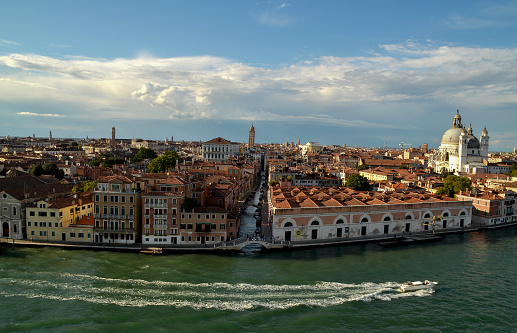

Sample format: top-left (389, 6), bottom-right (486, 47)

top-left (211, 224), bottom-right (216, 230)
top-left (220, 224), bottom-right (226, 230)
top-left (361, 217), bottom-right (369, 223)
top-left (336, 219), bottom-right (344, 224)
top-left (50, 212), bottom-right (55, 217)
top-left (187, 223), bottom-right (193, 229)
top-left (181, 223), bottom-right (186, 229)
top-left (30, 211), bottom-right (35, 216)
top-left (78, 233), bottom-right (84, 238)
top-left (121, 196), bottom-right (125, 203)
top-left (70, 232), bottom-right (76, 238)
top-left (31, 231), bottom-right (35, 236)
top-left (38, 211), bottom-right (47, 217)
top-left (383, 216), bottom-right (391, 221)
top-left (28, 222), bottom-right (31, 226)
top-left (95, 194), bottom-right (100, 202)
top-left (55, 223), bottom-right (58, 227)
top-left (129, 196), bottom-right (134, 203)
top-left (34, 222), bottom-right (38, 226)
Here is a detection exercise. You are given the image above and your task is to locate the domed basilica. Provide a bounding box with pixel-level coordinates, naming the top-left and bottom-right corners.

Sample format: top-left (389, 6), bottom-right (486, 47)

top-left (430, 110), bottom-right (489, 174)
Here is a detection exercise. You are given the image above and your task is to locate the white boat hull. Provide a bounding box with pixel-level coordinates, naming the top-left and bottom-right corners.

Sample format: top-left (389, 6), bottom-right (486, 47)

top-left (399, 280), bottom-right (437, 292)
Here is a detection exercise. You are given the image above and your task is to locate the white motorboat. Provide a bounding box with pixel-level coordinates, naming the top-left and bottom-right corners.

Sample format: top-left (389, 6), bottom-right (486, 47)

top-left (399, 280), bottom-right (437, 292)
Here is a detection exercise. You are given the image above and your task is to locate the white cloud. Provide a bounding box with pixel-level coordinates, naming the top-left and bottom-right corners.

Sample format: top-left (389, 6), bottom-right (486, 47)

top-left (17, 112), bottom-right (67, 117)
top-left (0, 40), bottom-right (20, 46)
top-left (0, 41), bottom-right (516, 133)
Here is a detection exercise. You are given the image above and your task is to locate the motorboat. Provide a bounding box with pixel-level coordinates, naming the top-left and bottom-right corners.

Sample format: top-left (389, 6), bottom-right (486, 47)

top-left (399, 280), bottom-right (437, 292)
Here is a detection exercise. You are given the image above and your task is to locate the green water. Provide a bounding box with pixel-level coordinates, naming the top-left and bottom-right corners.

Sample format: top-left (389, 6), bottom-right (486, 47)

top-left (1, 227), bottom-right (517, 332)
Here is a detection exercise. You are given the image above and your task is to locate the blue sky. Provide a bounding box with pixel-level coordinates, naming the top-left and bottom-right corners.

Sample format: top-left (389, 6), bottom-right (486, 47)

top-left (1, 1), bottom-right (517, 151)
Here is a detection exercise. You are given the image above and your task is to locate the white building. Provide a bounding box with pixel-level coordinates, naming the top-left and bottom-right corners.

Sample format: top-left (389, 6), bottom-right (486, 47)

top-left (430, 110), bottom-right (489, 174)
top-left (202, 137), bottom-right (240, 162)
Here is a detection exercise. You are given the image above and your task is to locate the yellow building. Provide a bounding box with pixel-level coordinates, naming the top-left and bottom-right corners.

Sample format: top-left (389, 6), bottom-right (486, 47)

top-left (26, 196), bottom-right (94, 242)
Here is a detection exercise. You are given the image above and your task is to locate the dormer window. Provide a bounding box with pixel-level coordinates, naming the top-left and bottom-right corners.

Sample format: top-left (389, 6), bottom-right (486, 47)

top-left (111, 184), bottom-right (120, 191)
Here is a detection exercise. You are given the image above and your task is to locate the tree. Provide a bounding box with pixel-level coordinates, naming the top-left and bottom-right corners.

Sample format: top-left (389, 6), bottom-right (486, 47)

top-left (345, 174), bottom-right (370, 191)
top-left (42, 163), bottom-right (65, 180)
top-left (70, 142), bottom-right (78, 147)
top-left (436, 175), bottom-right (472, 197)
top-left (356, 164), bottom-right (368, 171)
top-left (133, 147), bottom-right (157, 162)
top-left (147, 150), bottom-right (181, 173)
top-left (83, 181), bottom-right (97, 192)
top-left (29, 164), bottom-right (44, 176)
top-left (505, 164), bottom-right (517, 177)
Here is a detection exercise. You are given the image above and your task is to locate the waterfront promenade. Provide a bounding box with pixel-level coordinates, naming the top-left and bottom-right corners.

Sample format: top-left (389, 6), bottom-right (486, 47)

top-left (3, 220), bottom-right (516, 253)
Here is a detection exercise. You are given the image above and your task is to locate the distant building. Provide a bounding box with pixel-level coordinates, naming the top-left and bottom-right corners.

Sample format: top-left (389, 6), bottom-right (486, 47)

top-left (248, 124), bottom-right (255, 148)
top-left (111, 127), bottom-right (116, 145)
top-left (202, 137), bottom-right (240, 162)
top-left (430, 110), bottom-right (489, 173)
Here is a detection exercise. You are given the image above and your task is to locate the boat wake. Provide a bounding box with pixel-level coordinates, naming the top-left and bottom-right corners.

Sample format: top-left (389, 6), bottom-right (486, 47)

top-left (0, 271), bottom-right (434, 310)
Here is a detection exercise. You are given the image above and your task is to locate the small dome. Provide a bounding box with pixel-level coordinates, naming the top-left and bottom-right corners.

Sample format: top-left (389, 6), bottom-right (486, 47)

top-left (482, 126), bottom-right (488, 137)
top-left (467, 135), bottom-right (480, 149)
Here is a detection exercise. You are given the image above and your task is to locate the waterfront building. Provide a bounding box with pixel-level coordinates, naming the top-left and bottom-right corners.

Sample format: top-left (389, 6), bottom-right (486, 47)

top-left (430, 110), bottom-right (489, 174)
top-left (202, 137), bottom-right (240, 162)
top-left (179, 206), bottom-right (235, 244)
top-left (141, 175), bottom-right (195, 245)
top-left (268, 186), bottom-right (472, 242)
top-left (0, 175), bottom-right (69, 240)
top-left (26, 196), bottom-right (93, 242)
top-left (93, 175), bottom-right (143, 244)
top-left (456, 189), bottom-right (517, 226)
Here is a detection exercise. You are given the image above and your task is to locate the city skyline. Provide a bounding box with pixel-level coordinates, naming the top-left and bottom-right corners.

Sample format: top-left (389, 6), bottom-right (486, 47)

top-left (1, 1), bottom-right (517, 150)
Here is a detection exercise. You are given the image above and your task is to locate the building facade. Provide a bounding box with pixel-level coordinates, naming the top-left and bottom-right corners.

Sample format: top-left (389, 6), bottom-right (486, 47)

top-left (268, 186), bottom-right (472, 242)
top-left (202, 137), bottom-right (240, 162)
top-left (94, 175), bottom-right (142, 244)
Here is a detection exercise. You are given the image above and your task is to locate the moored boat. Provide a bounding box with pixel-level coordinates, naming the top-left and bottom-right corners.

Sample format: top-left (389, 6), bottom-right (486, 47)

top-left (399, 280), bottom-right (437, 292)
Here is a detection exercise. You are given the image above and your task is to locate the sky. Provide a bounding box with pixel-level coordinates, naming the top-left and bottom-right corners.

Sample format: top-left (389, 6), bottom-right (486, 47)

top-left (1, 1), bottom-right (517, 151)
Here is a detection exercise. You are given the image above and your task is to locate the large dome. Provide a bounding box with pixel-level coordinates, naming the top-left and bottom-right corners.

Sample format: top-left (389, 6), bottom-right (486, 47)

top-left (441, 127), bottom-right (463, 146)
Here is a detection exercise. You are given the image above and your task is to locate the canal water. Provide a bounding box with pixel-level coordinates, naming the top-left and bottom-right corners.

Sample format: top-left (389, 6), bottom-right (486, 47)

top-left (1, 225), bottom-right (517, 331)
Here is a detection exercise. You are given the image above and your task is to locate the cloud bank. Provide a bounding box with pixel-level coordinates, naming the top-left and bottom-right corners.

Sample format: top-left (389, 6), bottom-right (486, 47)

top-left (1, 41), bottom-right (516, 148)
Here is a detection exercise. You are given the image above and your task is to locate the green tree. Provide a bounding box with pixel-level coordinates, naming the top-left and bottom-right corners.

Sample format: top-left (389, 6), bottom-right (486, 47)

top-left (345, 174), bottom-right (370, 191)
top-left (505, 164), bottom-right (517, 177)
top-left (42, 163), bottom-right (65, 180)
top-left (147, 150), bottom-right (181, 173)
top-left (72, 185), bottom-right (81, 193)
top-left (83, 181), bottom-right (97, 192)
top-left (29, 164), bottom-right (44, 176)
top-left (355, 164), bottom-right (368, 171)
top-left (133, 147), bottom-right (157, 162)
top-left (436, 175), bottom-right (472, 197)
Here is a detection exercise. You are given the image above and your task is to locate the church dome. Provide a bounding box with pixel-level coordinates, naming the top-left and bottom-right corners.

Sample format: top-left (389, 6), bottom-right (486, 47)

top-left (467, 135), bottom-right (480, 149)
top-left (440, 110), bottom-right (464, 146)
top-left (440, 128), bottom-right (463, 146)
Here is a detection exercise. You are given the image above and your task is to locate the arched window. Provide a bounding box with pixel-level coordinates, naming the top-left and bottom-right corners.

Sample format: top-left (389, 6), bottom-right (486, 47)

top-left (361, 217), bottom-right (369, 223)
top-left (383, 216), bottom-right (391, 221)
top-left (284, 222), bottom-right (293, 227)
top-left (460, 211), bottom-right (466, 216)
top-left (443, 212), bottom-right (449, 217)
top-left (405, 214), bottom-right (412, 220)
top-left (310, 221), bottom-right (320, 226)
top-left (424, 213), bottom-right (431, 219)
top-left (336, 219), bottom-right (344, 224)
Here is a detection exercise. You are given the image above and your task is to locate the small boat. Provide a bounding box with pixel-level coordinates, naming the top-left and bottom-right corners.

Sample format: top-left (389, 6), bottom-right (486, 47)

top-left (140, 247), bottom-right (163, 255)
top-left (399, 280), bottom-right (437, 292)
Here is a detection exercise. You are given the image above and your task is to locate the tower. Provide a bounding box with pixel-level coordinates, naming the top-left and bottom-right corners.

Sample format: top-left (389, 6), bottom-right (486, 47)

top-left (458, 127), bottom-right (468, 172)
top-left (111, 127), bottom-right (116, 145)
top-left (248, 124), bottom-right (255, 148)
top-left (49, 130), bottom-right (52, 140)
top-left (480, 126), bottom-right (489, 159)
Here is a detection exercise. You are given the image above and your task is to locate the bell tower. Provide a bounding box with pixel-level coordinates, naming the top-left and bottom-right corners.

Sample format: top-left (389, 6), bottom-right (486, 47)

top-left (248, 124), bottom-right (255, 148)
